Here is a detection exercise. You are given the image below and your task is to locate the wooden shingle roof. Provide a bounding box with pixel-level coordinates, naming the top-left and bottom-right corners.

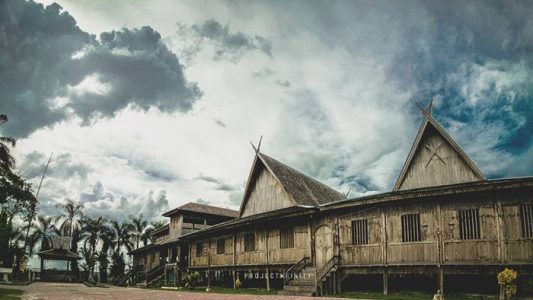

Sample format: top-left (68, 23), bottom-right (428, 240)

top-left (258, 153), bottom-right (346, 206)
top-left (162, 202), bottom-right (239, 218)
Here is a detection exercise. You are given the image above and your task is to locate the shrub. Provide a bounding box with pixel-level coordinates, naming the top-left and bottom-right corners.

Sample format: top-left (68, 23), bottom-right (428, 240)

top-left (235, 278), bottom-right (242, 288)
top-left (183, 271), bottom-right (201, 289)
top-left (498, 268), bottom-right (518, 299)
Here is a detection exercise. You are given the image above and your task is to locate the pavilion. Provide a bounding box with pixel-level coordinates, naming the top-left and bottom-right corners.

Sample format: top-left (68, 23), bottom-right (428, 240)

top-left (38, 236), bottom-right (81, 282)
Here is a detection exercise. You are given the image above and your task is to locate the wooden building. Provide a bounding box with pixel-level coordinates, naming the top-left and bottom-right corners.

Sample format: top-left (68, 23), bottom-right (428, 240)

top-left (127, 202), bottom-right (238, 286)
top-left (178, 104), bottom-right (533, 296)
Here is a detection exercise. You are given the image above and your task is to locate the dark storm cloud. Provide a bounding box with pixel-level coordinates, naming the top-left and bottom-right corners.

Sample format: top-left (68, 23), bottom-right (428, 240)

top-left (0, 0), bottom-right (201, 138)
top-left (173, 19), bottom-right (272, 63)
top-left (192, 19), bottom-right (272, 57)
top-left (18, 151), bottom-right (91, 180)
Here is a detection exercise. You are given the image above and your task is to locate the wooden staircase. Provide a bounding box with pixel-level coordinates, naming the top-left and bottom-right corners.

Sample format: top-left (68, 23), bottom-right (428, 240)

top-left (280, 255), bottom-right (341, 296)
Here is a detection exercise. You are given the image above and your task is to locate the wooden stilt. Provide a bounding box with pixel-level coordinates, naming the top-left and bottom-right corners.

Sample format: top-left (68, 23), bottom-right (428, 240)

top-left (383, 269), bottom-right (388, 295)
top-left (265, 266), bottom-right (270, 291)
top-left (438, 267), bottom-right (444, 295)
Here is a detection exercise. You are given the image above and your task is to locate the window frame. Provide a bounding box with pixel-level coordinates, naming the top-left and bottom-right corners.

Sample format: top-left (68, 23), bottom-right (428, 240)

top-left (280, 227), bottom-right (295, 249)
top-left (401, 213), bottom-right (422, 242)
top-left (351, 219), bottom-right (369, 245)
top-left (216, 238), bottom-right (226, 254)
top-left (458, 208), bottom-right (481, 240)
top-left (195, 242), bottom-right (204, 257)
top-left (520, 204), bottom-right (533, 239)
top-left (244, 233), bottom-right (255, 252)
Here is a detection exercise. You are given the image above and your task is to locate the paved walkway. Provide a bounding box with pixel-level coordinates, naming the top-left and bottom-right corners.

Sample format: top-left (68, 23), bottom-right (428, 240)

top-left (1, 282), bottom-right (347, 300)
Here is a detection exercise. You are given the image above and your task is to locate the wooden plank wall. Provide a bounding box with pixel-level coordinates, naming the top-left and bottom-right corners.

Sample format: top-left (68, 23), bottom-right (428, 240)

top-left (241, 167), bottom-right (294, 217)
top-left (398, 125), bottom-right (482, 190)
top-left (338, 194), bottom-right (533, 267)
top-left (189, 222), bottom-right (310, 267)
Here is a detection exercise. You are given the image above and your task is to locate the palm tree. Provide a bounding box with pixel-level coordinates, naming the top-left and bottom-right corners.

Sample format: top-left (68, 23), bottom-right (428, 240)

top-left (110, 220), bottom-right (133, 254)
top-left (97, 226), bottom-right (114, 283)
top-left (130, 215), bottom-right (147, 249)
top-left (81, 216), bottom-right (108, 282)
top-left (142, 221), bottom-right (165, 245)
top-left (25, 215), bottom-right (55, 256)
top-left (55, 199), bottom-right (84, 237)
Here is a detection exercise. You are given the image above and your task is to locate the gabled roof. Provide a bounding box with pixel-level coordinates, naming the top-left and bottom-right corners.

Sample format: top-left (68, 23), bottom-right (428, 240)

top-left (238, 151), bottom-right (345, 217)
top-left (38, 249), bottom-right (81, 260)
top-left (393, 107), bottom-right (486, 191)
top-left (162, 202), bottom-right (239, 218)
top-left (151, 223), bottom-right (169, 236)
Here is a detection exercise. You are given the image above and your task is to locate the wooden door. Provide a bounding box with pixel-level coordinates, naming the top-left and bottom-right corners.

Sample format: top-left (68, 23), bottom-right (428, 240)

top-left (314, 225), bottom-right (334, 268)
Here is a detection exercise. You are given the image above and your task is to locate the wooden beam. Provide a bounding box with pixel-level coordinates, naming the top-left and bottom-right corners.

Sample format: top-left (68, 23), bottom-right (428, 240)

top-left (383, 269), bottom-right (388, 295)
top-left (265, 229), bottom-right (270, 291)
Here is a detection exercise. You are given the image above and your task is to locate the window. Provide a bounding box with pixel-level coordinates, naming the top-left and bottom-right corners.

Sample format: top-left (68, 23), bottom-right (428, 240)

top-left (520, 204), bottom-right (533, 239)
top-left (401, 213), bottom-right (421, 242)
top-left (195, 242), bottom-right (204, 256)
top-left (217, 238), bottom-right (226, 254)
top-left (244, 233), bottom-right (255, 252)
top-left (458, 208), bottom-right (480, 240)
top-left (352, 219), bottom-right (369, 245)
top-left (280, 227), bottom-right (294, 249)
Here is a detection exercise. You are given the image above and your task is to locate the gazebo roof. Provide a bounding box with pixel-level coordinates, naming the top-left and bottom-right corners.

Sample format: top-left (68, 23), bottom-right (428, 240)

top-left (38, 249), bottom-right (81, 260)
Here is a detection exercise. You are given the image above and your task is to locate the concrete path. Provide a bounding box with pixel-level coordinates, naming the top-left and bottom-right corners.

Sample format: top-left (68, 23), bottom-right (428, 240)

top-left (1, 282), bottom-right (349, 300)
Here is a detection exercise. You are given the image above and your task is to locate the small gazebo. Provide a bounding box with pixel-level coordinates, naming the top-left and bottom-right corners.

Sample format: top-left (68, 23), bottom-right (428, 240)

top-left (38, 236), bottom-right (81, 282)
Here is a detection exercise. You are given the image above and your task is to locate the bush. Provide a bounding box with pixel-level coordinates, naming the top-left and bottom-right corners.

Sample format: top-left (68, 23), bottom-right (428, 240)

top-left (498, 268), bottom-right (518, 299)
top-left (183, 271), bottom-right (201, 289)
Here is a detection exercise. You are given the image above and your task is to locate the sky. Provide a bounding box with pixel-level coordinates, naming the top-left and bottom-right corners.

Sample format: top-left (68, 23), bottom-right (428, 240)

top-left (1, 0), bottom-right (532, 223)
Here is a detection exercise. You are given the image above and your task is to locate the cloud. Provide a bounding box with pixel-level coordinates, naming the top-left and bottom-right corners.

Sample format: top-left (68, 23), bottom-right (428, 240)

top-left (18, 151), bottom-right (92, 181)
top-left (80, 181), bottom-right (169, 222)
top-left (196, 174), bottom-right (238, 191)
top-left (171, 19), bottom-right (272, 63)
top-left (0, 0), bottom-right (201, 138)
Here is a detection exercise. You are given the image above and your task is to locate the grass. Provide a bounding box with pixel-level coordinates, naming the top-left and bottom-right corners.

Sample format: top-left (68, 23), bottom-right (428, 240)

top-left (0, 287), bottom-right (24, 300)
top-left (336, 291), bottom-right (497, 300)
top-left (152, 286), bottom-right (499, 299)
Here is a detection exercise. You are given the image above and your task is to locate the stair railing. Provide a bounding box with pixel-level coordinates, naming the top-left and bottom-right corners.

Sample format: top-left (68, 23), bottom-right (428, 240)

top-left (146, 264), bottom-right (165, 284)
top-left (284, 256), bottom-right (311, 285)
top-left (315, 255), bottom-right (339, 286)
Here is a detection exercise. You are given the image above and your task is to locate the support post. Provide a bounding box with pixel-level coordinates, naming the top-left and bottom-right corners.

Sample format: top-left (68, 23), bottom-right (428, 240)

top-left (383, 269), bottom-right (388, 295)
top-left (265, 229), bottom-right (270, 291)
top-left (232, 233), bottom-right (237, 289)
top-left (438, 267), bottom-right (444, 295)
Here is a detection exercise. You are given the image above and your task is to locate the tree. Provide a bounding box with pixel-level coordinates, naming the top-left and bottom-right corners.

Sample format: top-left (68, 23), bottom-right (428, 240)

top-left (110, 220), bottom-right (133, 254)
top-left (25, 215), bottom-right (55, 256)
top-left (55, 199), bottom-right (84, 237)
top-left (81, 216), bottom-right (107, 280)
top-left (0, 114), bottom-right (36, 217)
top-left (97, 226), bottom-right (114, 283)
top-left (142, 220), bottom-right (165, 245)
top-left (130, 215), bottom-right (147, 250)
top-left (0, 115), bottom-right (37, 268)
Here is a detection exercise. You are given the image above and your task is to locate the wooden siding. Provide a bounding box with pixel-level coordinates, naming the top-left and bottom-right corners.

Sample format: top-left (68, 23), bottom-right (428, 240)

top-left (241, 167), bottom-right (294, 217)
top-left (398, 123), bottom-right (482, 190)
top-left (338, 195), bottom-right (533, 267)
top-left (189, 222), bottom-right (311, 268)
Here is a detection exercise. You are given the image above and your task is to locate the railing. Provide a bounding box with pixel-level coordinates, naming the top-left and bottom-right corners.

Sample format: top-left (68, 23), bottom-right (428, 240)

top-left (284, 256), bottom-right (311, 285)
top-left (115, 268), bottom-right (136, 286)
top-left (316, 255), bottom-right (339, 285)
top-left (146, 265), bottom-right (165, 284)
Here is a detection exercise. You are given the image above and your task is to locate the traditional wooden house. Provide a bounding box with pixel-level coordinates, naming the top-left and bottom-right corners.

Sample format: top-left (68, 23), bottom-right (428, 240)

top-left (127, 202), bottom-right (238, 286)
top-left (180, 104), bottom-right (533, 296)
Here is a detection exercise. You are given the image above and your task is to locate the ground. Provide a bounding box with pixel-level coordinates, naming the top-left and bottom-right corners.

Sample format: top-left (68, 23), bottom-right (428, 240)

top-left (0, 282), bottom-right (340, 300)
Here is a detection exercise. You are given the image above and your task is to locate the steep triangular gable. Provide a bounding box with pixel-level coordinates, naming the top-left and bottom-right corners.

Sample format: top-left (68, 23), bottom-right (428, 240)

top-left (393, 115), bottom-right (486, 191)
top-left (239, 154), bottom-right (298, 217)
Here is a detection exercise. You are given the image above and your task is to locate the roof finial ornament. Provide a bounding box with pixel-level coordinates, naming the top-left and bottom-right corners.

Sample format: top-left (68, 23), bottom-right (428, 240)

top-left (249, 135), bottom-right (263, 154)
top-left (345, 187), bottom-right (352, 198)
top-left (416, 96), bottom-right (435, 118)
